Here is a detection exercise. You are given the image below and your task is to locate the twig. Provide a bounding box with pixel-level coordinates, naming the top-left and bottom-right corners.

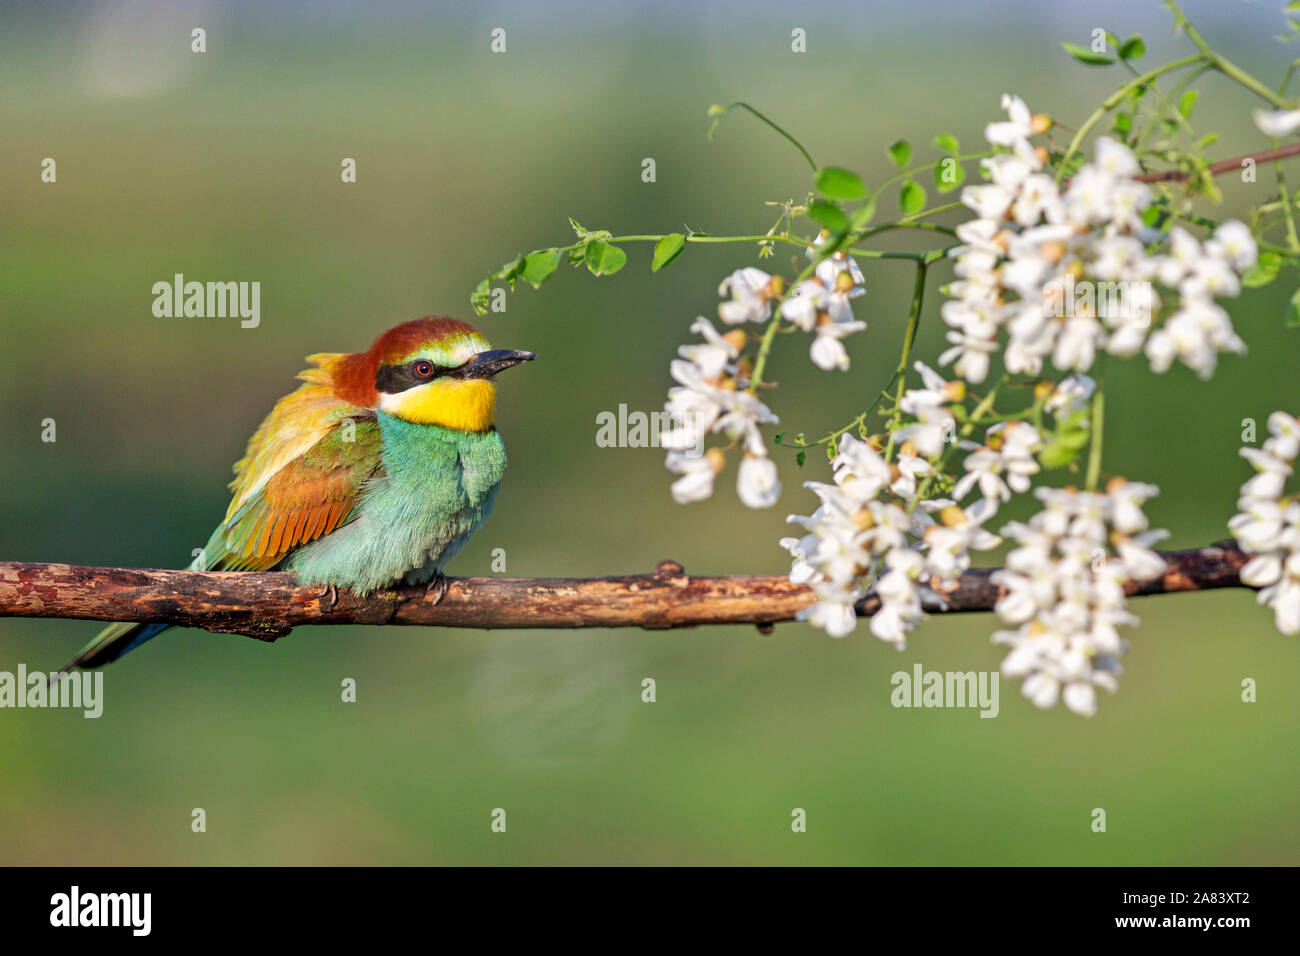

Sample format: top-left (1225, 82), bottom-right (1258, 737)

top-left (1135, 141), bottom-right (1300, 183)
top-left (0, 542), bottom-right (1253, 639)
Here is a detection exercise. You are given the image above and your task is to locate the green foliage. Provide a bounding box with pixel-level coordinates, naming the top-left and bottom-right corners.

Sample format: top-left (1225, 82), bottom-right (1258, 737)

top-left (816, 166), bottom-right (867, 200)
top-left (585, 240), bottom-right (627, 276)
top-left (887, 139), bottom-right (912, 168)
top-left (651, 233), bottom-right (686, 272)
top-left (521, 249), bottom-right (561, 288)
top-left (1039, 410), bottom-right (1092, 468)
top-left (1062, 41), bottom-right (1115, 66)
top-left (899, 179), bottom-right (926, 215)
top-left (808, 199), bottom-right (848, 233)
top-left (1119, 34), bottom-right (1146, 60)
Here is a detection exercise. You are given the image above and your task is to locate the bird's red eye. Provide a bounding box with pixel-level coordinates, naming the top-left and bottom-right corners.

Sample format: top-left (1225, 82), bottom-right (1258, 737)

top-left (415, 362), bottom-right (433, 378)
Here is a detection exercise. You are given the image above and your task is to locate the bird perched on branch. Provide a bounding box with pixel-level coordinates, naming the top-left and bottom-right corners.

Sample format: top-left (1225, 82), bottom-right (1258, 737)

top-left (61, 317), bottom-right (535, 671)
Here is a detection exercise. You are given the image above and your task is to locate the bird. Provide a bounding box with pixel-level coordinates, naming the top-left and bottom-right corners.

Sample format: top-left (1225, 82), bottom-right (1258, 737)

top-left (60, 316), bottom-right (535, 672)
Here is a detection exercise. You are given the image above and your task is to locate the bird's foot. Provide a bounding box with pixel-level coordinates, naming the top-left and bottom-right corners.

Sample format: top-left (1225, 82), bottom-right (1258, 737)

top-left (318, 583), bottom-right (339, 610)
top-left (425, 572), bottom-right (448, 606)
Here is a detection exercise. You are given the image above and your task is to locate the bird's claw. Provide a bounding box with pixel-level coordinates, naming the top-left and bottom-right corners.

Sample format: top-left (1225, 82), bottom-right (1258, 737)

top-left (318, 583), bottom-right (339, 610)
top-left (425, 572), bottom-right (448, 606)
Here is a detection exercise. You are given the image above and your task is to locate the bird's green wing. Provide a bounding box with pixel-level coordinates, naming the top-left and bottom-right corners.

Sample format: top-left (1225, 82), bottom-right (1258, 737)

top-left (200, 415), bottom-right (385, 572)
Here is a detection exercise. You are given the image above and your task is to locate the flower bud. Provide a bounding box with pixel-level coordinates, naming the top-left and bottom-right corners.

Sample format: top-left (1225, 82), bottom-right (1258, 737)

top-left (833, 269), bottom-right (856, 294)
top-left (1030, 113), bottom-right (1053, 135)
top-left (765, 274), bottom-right (786, 298)
top-left (941, 381), bottom-right (967, 403)
top-left (1040, 240), bottom-right (1067, 264)
top-left (938, 505), bottom-right (967, 528)
top-left (852, 507), bottom-right (876, 530)
top-left (1033, 380), bottom-right (1054, 402)
top-left (722, 329), bottom-right (748, 351)
top-left (705, 448), bottom-right (727, 473)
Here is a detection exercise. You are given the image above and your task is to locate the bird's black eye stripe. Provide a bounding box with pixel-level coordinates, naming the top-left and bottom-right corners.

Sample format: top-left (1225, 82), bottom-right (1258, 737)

top-left (375, 360), bottom-right (455, 393)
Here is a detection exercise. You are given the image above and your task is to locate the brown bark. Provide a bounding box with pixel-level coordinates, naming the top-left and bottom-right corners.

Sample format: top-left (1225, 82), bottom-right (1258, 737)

top-left (1134, 141), bottom-right (1300, 183)
top-left (0, 541), bottom-right (1253, 640)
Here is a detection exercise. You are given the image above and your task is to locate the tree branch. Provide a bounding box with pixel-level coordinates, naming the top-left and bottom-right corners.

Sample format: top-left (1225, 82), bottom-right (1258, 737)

top-left (0, 541), bottom-right (1253, 639)
top-left (1134, 141), bottom-right (1300, 183)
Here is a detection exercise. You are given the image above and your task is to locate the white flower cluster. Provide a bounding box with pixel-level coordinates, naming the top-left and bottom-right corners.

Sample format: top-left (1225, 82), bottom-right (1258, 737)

top-left (781, 239), bottom-right (868, 371)
top-left (942, 94), bottom-right (1256, 384)
top-left (779, 433), bottom-right (1000, 645)
top-left (662, 310), bottom-right (780, 509)
top-left (991, 481), bottom-right (1167, 716)
top-left (1230, 411), bottom-right (1300, 634)
top-left (661, 254), bottom-right (872, 508)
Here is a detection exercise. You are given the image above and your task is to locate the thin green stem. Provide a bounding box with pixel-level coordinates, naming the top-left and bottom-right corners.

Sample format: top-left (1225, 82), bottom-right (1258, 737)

top-left (885, 261), bottom-right (930, 462)
top-left (1167, 1), bottom-right (1294, 109)
top-left (708, 102), bottom-right (818, 171)
top-left (1056, 53), bottom-right (1207, 184)
top-left (1085, 382), bottom-right (1106, 492)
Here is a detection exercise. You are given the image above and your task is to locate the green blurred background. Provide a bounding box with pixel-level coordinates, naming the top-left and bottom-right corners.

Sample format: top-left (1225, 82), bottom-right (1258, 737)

top-left (2, 0), bottom-right (1298, 865)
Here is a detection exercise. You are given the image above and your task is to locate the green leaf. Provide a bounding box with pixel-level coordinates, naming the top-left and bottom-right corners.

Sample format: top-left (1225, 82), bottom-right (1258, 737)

top-left (795, 451), bottom-right (807, 468)
top-left (497, 253), bottom-right (525, 287)
top-left (1039, 431), bottom-right (1089, 467)
top-left (1062, 41), bottom-right (1115, 66)
top-left (887, 139), bottom-right (912, 168)
top-left (568, 217), bottom-right (588, 238)
top-left (1286, 286), bottom-right (1300, 328)
top-left (1119, 34), bottom-right (1145, 59)
top-left (899, 179), bottom-right (926, 216)
top-left (1113, 111), bottom-right (1132, 135)
top-left (1039, 410), bottom-right (1091, 467)
top-left (584, 240), bottom-right (628, 276)
top-left (1242, 251), bottom-right (1282, 288)
top-left (808, 199), bottom-right (848, 233)
top-left (934, 157), bottom-right (965, 193)
top-left (651, 233), bottom-right (686, 272)
top-left (933, 133), bottom-right (959, 153)
top-left (816, 166), bottom-right (866, 200)
top-left (470, 277), bottom-right (492, 316)
top-left (1177, 90), bottom-right (1199, 118)
top-left (521, 248), bottom-right (561, 288)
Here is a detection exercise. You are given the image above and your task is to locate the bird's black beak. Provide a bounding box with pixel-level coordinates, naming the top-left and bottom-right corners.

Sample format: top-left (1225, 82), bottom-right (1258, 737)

top-left (455, 349), bottom-right (537, 380)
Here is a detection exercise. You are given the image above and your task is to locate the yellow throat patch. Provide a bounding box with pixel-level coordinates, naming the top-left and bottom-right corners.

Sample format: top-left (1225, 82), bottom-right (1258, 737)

top-left (381, 378), bottom-right (497, 431)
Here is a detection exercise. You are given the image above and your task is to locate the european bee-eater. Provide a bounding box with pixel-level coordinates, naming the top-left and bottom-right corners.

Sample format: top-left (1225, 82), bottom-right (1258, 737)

top-left (62, 317), bottom-right (535, 671)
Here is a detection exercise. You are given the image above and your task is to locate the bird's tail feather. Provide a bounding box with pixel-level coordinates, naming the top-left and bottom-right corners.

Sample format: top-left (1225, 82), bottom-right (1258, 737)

top-left (56, 621), bottom-right (172, 675)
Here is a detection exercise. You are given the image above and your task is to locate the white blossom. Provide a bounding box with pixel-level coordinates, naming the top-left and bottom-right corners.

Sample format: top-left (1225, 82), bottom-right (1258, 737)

top-left (991, 482), bottom-right (1167, 716)
top-left (1229, 412), bottom-right (1300, 634)
top-left (718, 268), bottom-right (777, 324)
